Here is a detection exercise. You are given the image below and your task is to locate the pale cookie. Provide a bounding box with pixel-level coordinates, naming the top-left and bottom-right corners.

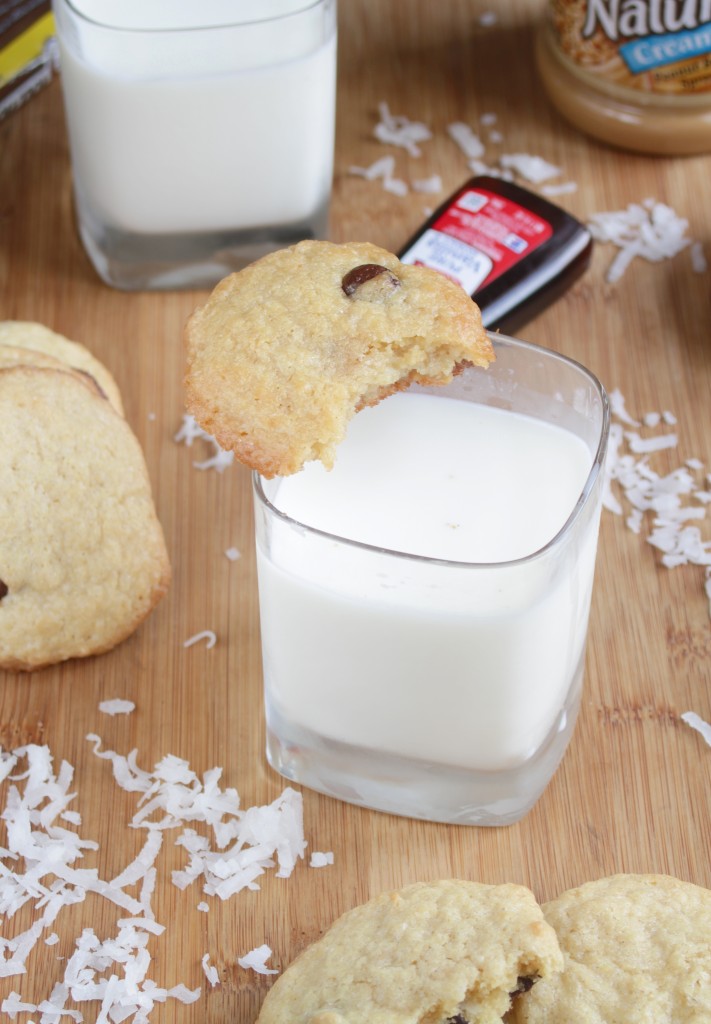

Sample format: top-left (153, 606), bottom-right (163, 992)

top-left (0, 320), bottom-right (124, 416)
top-left (185, 240), bottom-right (494, 477)
top-left (0, 367), bottom-right (170, 671)
top-left (255, 879), bottom-right (563, 1024)
top-left (512, 873), bottom-right (711, 1024)
top-left (0, 343), bottom-right (108, 400)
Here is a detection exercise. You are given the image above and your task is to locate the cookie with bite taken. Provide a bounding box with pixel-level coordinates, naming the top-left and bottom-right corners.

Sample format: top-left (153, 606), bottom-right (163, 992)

top-left (184, 240), bottom-right (494, 477)
top-left (255, 879), bottom-right (562, 1024)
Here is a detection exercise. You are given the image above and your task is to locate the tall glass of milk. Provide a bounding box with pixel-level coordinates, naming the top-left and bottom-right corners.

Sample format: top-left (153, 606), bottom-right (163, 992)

top-left (254, 334), bottom-right (610, 826)
top-left (52, 0), bottom-right (337, 290)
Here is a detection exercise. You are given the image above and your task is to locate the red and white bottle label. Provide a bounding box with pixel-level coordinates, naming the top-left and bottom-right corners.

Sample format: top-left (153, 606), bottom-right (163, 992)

top-left (402, 187), bottom-right (553, 293)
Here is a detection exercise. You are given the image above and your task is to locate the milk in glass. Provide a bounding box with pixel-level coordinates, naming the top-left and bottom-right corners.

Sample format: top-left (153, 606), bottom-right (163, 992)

top-left (53, 0), bottom-right (337, 287)
top-left (254, 346), bottom-right (608, 826)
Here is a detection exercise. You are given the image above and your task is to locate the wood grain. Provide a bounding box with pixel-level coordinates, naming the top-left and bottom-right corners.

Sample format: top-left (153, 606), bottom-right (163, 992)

top-left (1, 1), bottom-right (710, 1020)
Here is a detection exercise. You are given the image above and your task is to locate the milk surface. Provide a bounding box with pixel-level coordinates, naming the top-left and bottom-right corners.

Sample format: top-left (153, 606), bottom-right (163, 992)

top-left (56, 0), bottom-right (336, 234)
top-left (257, 392), bottom-right (601, 773)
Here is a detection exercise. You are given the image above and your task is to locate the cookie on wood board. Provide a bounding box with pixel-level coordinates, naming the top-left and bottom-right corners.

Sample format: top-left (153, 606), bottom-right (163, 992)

top-left (185, 240), bottom-right (494, 477)
top-left (512, 873), bottom-right (711, 1024)
top-left (256, 879), bottom-right (563, 1024)
top-left (0, 366), bottom-right (170, 671)
top-left (0, 320), bottom-right (124, 416)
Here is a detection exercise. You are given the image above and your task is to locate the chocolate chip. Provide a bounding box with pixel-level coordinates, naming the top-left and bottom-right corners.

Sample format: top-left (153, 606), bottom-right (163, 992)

top-left (341, 263), bottom-right (400, 296)
top-left (445, 1016), bottom-right (469, 1024)
top-left (0, 579), bottom-right (7, 601)
top-left (509, 975), bottom-right (536, 999)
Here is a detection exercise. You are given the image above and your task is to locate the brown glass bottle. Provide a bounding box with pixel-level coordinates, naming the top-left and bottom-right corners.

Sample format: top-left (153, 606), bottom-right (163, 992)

top-left (398, 175), bottom-right (592, 335)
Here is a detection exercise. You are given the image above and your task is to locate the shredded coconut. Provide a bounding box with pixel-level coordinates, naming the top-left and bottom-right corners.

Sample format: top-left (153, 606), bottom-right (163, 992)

top-left (0, 736), bottom-right (318, 1020)
top-left (499, 153), bottom-right (562, 184)
top-left (174, 414), bottom-right (234, 472)
top-left (86, 735), bottom-right (307, 896)
top-left (237, 944), bottom-right (279, 976)
top-left (0, 745), bottom-right (198, 1020)
top-left (588, 199), bottom-right (691, 282)
top-left (412, 174), bottom-right (442, 194)
top-left (348, 155), bottom-right (408, 196)
top-left (690, 240), bottom-right (708, 274)
top-left (681, 711), bottom-right (711, 748)
top-left (625, 431), bottom-right (678, 454)
top-left (183, 630), bottom-right (217, 650)
top-left (604, 393), bottom-right (711, 616)
top-left (201, 953), bottom-right (220, 987)
top-left (466, 157), bottom-right (514, 180)
top-left (99, 699), bottom-right (136, 717)
top-left (309, 851), bottom-right (334, 868)
top-left (373, 101), bottom-right (432, 157)
top-left (608, 387), bottom-right (641, 427)
top-left (447, 122), bottom-right (486, 161)
top-left (541, 181), bottom-right (578, 196)
top-left (2, 991), bottom-right (37, 1018)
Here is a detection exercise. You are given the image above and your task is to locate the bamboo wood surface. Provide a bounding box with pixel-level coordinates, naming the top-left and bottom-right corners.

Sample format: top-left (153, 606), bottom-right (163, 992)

top-left (1, 1), bottom-right (710, 1020)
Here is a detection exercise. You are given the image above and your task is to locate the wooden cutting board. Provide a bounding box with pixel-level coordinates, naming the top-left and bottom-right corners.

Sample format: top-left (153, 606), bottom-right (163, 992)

top-left (1, 2), bottom-right (710, 1020)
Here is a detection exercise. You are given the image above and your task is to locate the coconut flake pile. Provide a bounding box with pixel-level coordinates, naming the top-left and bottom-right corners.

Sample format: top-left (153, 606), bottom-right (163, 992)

top-left (604, 389), bottom-right (711, 616)
top-left (347, 105), bottom-right (710, 287)
top-left (348, 103), bottom-right (582, 200)
top-left (85, 735), bottom-right (307, 896)
top-left (0, 739), bottom-right (313, 1020)
top-left (587, 199), bottom-right (700, 282)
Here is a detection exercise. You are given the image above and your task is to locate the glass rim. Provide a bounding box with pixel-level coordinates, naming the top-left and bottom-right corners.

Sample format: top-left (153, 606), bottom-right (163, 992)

top-left (253, 332), bottom-right (610, 571)
top-left (58, 0), bottom-right (331, 34)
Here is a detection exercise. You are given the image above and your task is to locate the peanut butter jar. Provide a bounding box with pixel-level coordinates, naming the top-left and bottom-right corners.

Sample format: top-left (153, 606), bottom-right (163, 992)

top-left (536, 1), bottom-right (711, 155)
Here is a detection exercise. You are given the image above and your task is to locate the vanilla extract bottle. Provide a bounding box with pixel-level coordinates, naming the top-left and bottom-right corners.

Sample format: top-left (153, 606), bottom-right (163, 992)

top-left (398, 176), bottom-right (592, 335)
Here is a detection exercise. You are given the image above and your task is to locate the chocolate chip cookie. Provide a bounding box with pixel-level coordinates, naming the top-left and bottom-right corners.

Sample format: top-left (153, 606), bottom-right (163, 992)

top-left (256, 879), bottom-right (562, 1024)
top-left (0, 320), bottom-right (124, 416)
top-left (185, 240), bottom-right (494, 477)
top-left (513, 873), bottom-right (711, 1024)
top-left (0, 366), bottom-right (170, 671)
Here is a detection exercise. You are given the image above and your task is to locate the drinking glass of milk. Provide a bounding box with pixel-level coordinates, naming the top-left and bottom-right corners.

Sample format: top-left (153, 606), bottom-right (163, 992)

top-left (254, 334), bottom-right (610, 826)
top-left (52, 0), bottom-right (337, 290)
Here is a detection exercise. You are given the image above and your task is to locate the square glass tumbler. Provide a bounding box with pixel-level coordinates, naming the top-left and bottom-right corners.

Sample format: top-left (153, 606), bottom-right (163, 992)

top-left (253, 334), bottom-right (610, 826)
top-left (52, 0), bottom-right (337, 290)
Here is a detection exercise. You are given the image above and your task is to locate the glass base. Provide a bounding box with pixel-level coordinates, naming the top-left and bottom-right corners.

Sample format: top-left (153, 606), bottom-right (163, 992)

top-left (264, 663), bottom-right (583, 827)
top-left (75, 199), bottom-right (330, 291)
